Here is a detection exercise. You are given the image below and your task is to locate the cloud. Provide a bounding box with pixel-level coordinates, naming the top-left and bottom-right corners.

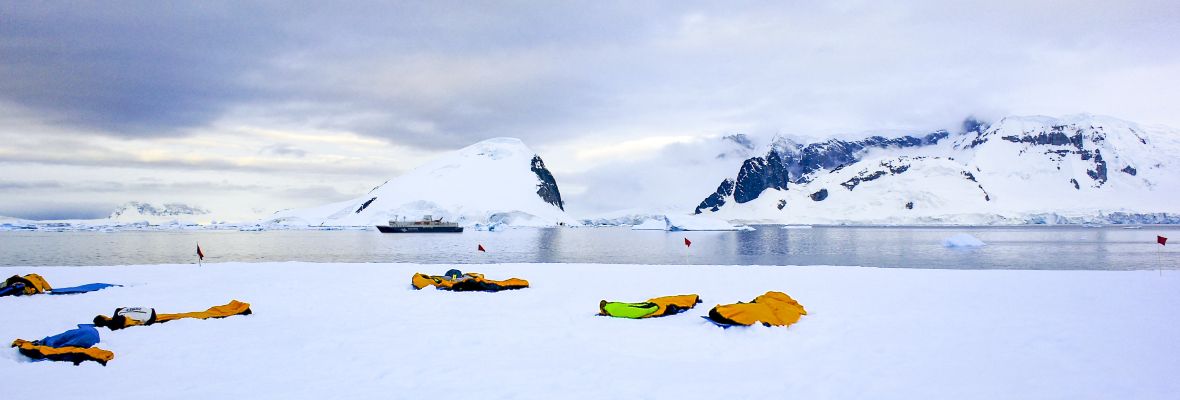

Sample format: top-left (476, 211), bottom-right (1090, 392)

top-left (2, 1), bottom-right (1179, 216)
top-left (4, 1), bottom-right (1175, 148)
top-left (260, 144), bottom-right (308, 158)
top-left (0, 201), bottom-right (115, 220)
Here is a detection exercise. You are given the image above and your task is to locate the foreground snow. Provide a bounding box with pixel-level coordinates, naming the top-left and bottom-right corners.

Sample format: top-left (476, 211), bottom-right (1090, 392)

top-left (2, 262), bottom-right (1177, 399)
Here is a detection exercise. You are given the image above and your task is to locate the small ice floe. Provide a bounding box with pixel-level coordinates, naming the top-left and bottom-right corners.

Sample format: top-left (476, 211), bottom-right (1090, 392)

top-left (782, 225), bottom-right (814, 230)
top-left (1121, 226), bottom-right (1143, 230)
top-left (942, 233), bottom-right (986, 248)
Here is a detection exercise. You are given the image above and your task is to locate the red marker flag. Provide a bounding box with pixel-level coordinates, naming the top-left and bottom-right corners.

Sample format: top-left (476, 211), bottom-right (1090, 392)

top-left (478, 244), bottom-right (486, 252)
top-left (1159, 236), bottom-right (1168, 246)
top-left (196, 244), bottom-right (205, 260)
top-left (684, 238), bottom-right (692, 248)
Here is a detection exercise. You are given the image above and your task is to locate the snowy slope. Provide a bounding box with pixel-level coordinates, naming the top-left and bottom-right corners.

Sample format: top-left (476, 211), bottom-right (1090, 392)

top-left (698, 115), bottom-right (1180, 224)
top-left (268, 138), bottom-right (575, 227)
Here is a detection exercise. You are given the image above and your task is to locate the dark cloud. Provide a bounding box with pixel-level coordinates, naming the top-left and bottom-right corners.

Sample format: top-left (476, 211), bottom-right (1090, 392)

top-left (260, 144), bottom-right (307, 158)
top-left (2, 1), bottom-right (1179, 150)
top-left (0, 150), bottom-right (389, 176)
top-left (0, 201), bottom-right (114, 220)
top-left (0, 2), bottom-right (655, 145)
top-left (0, 2), bottom-right (294, 136)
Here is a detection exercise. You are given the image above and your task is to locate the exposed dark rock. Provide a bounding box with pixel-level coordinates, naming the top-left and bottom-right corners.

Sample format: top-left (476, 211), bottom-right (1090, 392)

top-left (961, 117), bottom-right (989, 134)
top-left (961, 171), bottom-right (977, 182)
top-left (1000, 125), bottom-right (1085, 150)
top-left (355, 197), bottom-right (377, 213)
top-left (840, 160), bottom-right (911, 191)
top-left (777, 199), bottom-right (787, 210)
top-left (787, 132), bottom-right (943, 183)
top-left (699, 129), bottom-right (950, 211)
top-left (530, 155), bottom-right (565, 210)
top-left (1003, 124), bottom-right (1110, 187)
top-left (1070, 178), bottom-right (1080, 190)
top-left (722, 134), bottom-right (755, 150)
top-left (1121, 165), bottom-right (1136, 176)
top-left (1085, 149), bottom-right (1107, 184)
top-left (905, 201), bottom-right (914, 210)
top-left (733, 151), bottom-right (789, 203)
top-left (810, 189), bottom-right (828, 201)
top-left (695, 179), bottom-right (735, 214)
top-left (842, 171), bottom-right (887, 191)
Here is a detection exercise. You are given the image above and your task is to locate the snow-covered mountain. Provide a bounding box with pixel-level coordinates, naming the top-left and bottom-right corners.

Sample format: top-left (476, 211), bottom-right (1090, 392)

top-left (268, 137), bottom-right (575, 227)
top-left (695, 114), bottom-right (1180, 224)
top-left (107, 202), bottom-right (211, 224)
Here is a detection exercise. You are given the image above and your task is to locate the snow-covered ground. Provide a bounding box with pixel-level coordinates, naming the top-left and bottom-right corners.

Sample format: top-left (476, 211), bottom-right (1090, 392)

top-left (3, 262), bottom-right (1178, 399)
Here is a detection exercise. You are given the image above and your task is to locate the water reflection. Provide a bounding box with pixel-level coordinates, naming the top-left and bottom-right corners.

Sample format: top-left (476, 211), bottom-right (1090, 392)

top-left (0, 226), bottom-right (1176, 270)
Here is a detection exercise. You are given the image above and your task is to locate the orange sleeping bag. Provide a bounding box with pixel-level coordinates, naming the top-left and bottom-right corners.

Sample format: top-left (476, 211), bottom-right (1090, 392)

top-left (412, 271), bottom-right (528, 292)
top-left (706, 291), bottom-right (807, 327)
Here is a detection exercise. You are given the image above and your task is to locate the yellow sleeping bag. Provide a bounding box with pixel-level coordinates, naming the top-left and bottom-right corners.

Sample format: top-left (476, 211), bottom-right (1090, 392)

top-left (706, 291), bottom-right (807, 327)
top-left (11, 339), bottom-right (114, 365)
top-left (93, 300), bottom-right (252, 330)
top-left (2, 274), bottom-right (52, 296)
top-left (412, 270), bottom-right (529, 292)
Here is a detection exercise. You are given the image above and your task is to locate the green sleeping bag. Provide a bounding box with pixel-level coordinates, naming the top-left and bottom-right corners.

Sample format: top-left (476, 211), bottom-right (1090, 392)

top-left (598, 294), bottom-right (701, 319)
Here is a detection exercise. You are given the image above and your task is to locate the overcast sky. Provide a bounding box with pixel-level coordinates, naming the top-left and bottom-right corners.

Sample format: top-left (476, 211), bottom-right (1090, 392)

top-left (2, 1), bottom-right (1178, 220)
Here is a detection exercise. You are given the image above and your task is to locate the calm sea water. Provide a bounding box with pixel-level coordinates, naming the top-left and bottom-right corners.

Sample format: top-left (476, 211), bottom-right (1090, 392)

top-left (1, 226), bottom-right (1177, 270)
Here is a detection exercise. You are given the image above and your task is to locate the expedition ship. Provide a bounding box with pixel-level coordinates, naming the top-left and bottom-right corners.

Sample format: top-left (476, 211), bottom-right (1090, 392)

top-left (375, 215), bottom-right (463, 233)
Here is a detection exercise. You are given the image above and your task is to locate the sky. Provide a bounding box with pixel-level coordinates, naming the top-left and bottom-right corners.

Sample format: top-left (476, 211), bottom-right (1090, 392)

top-left (1, 1), bottom-right (1178, 220)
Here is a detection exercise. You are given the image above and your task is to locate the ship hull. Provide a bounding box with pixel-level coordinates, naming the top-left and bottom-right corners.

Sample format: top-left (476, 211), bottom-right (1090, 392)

top-left (376, 225), bottom-right (464, 233)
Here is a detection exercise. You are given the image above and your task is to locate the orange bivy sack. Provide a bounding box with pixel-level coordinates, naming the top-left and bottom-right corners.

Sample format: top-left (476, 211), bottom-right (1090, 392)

top-left (412, 269), bottom-right (528, 292)
top-left (705, 291), bottom-right (807, 327)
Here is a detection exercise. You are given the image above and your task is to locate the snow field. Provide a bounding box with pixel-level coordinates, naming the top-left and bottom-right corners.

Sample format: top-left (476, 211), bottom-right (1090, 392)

top-left (2, 262), bottom-right (1179, 399)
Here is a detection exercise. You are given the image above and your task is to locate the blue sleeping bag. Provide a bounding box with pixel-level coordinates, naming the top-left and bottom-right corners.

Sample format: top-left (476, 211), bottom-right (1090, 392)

top-left (48, 283), bottom-right (120, 295)
top-left (38, 324), bottom-right (102, 348)
top-left (12, 324), bottom-right (113, 365)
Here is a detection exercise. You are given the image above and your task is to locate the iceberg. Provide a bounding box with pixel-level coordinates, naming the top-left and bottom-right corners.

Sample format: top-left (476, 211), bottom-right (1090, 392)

top-left (942, 233), bottom-right (986, 248)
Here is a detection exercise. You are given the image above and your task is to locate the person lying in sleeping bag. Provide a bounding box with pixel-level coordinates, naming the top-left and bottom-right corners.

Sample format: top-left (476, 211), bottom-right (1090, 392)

top-left (412, 269), bottom-right (529, 292)
top-left (0, 274), bottom-right (119, 297)
top-left (704, 291), bottom-right (807, 327)
top-left (11, 324), bottom-right (114, 365)
top-left (599, 294), bottom-right (702, 319)
top-left (92, 300), bottom-right (252, 330)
